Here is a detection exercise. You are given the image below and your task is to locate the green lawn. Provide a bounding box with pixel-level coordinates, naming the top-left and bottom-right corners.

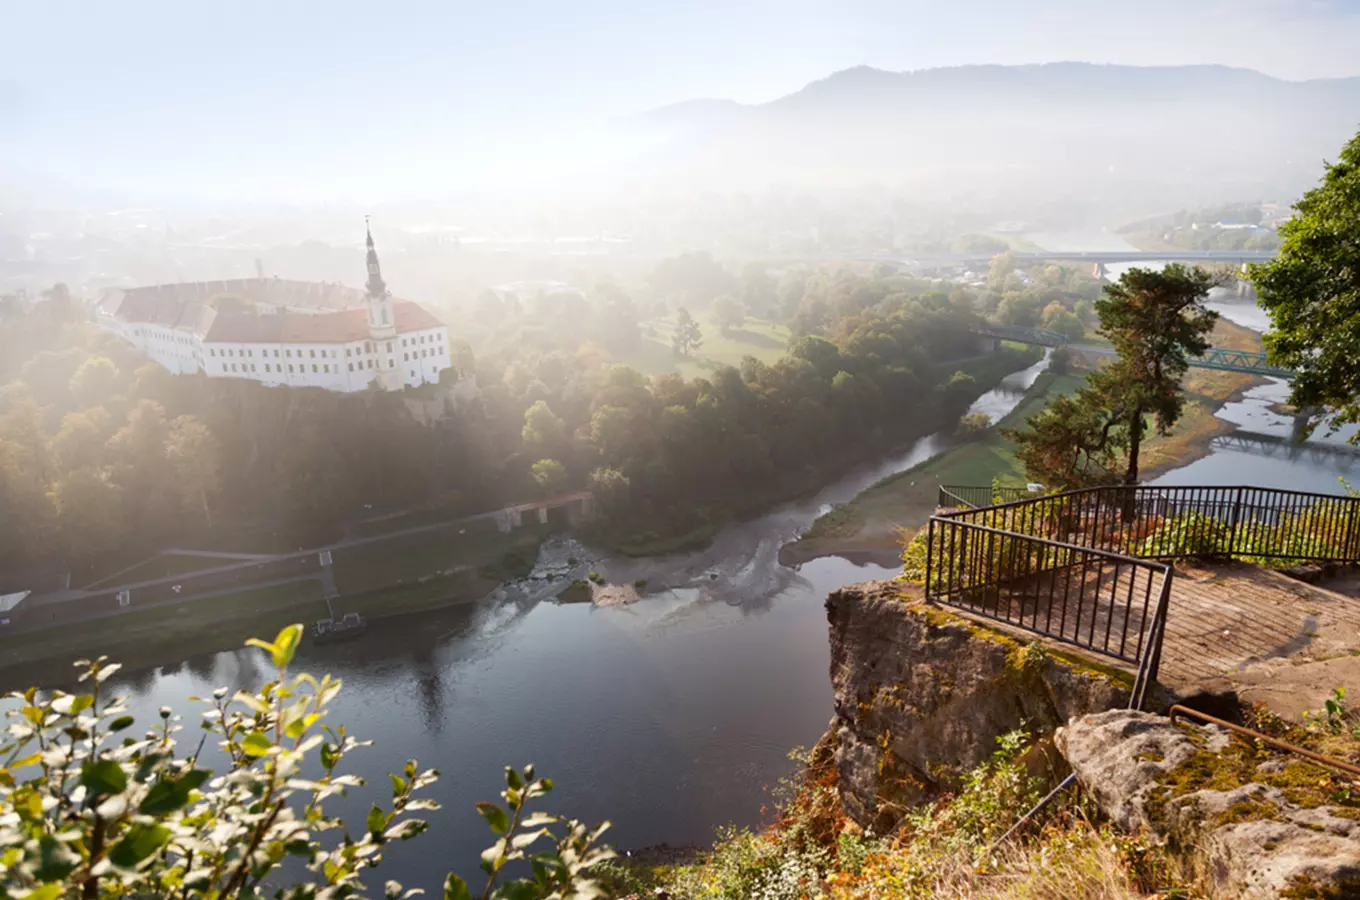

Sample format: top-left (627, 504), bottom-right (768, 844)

top-left (331, 518), bottom-right (544, 595)
top-left (625, 316), bottom-right (791, 377)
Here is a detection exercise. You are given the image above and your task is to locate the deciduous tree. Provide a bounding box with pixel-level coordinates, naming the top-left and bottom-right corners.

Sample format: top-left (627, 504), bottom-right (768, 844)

top-left (1254, 128), bottom-right (1360, 436)
top-left (166, 414), bottom-right (223, 528)
top-left (530, 458), bottom-right (568, 496)
top-left (712, 294), bottom-right (745, 335)
top-left (672, 307), bottom-right (703, 357)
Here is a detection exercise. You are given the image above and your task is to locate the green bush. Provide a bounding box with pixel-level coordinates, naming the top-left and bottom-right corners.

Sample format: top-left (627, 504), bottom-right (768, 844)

top-left (0, 626), bottom-right (614, 900)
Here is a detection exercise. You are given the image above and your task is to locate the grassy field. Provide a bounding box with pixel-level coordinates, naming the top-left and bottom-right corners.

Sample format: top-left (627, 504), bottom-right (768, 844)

top-left (620, 316), bottom-right (791, 377)
top-left (331, 517), bottom-right (544, 595)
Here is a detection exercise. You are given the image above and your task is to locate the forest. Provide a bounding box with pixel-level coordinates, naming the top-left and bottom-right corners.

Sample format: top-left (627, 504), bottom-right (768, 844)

top-left (0, 253), bottom-right (1099, 582)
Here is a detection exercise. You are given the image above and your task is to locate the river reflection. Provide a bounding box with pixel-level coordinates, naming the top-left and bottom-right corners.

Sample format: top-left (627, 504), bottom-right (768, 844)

top-left (69, 555), bottom-right (890, 889)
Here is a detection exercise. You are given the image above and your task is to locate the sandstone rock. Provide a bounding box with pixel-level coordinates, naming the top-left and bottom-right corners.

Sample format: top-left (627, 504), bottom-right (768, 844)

top-left (1055, 708), bottom-right (1224, 831)
top-left (825, 581), bottom-right (1128, 831)
top-left (1058, 709), bottom-right (1360, 898)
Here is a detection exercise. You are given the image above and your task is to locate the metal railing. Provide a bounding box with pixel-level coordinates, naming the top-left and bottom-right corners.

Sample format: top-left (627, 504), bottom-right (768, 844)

top-left (923, 484), bottom-right (1360, 704)
top-left (940, 484), bottom-right (1360, 564)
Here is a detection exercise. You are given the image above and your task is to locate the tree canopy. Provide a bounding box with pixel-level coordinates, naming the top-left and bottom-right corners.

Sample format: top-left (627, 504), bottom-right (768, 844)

top-left (1007, 264), bottom-right (1218, 489)
top-left (1254, 128), bottom-right (1360, 436)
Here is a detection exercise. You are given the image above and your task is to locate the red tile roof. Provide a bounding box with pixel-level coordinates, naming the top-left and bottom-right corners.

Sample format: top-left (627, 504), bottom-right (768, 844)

top-left (99, 278), bottom-right (446, 346)
top-left (201, 301), bottom-right (443, 345)
top-left (102, 279), bottom-right (366, 325)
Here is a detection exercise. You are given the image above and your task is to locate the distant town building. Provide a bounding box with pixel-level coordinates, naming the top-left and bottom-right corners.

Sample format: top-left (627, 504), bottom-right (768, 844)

top-left (95, 223), bottom-right (452, 393)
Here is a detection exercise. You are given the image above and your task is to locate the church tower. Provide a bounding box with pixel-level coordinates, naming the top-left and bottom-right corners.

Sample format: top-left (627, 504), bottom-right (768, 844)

top-left (364, 218), bottom-right (396, 339)
top-left (363, 219), bottom-right (401, 390)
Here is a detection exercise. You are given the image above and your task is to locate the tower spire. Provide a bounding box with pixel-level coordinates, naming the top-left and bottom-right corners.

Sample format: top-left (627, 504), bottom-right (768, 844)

top-left (364, 215), bottom-right (387, 298)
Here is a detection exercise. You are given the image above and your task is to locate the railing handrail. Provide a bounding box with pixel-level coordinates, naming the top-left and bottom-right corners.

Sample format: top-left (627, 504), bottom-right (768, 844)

top-left (926, 516), bottom-right (1176, 571)
top-left (923, 482), bottom-right (1360, 707)
top-left (940, 482), bottom-right (1357, 521)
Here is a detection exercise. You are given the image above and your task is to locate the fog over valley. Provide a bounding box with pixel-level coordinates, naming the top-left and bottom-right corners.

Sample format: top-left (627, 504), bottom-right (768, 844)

top-left (6, 3), bottom-right (1360, 898)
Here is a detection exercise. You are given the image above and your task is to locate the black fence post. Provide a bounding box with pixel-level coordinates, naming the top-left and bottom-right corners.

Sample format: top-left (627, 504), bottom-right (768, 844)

top-left (924, 517), bottom-right (936, 600)
top-left (1229, 486), bottom-right (1244, 557)
top-left (1346, 499), bottom-right (1360, 562)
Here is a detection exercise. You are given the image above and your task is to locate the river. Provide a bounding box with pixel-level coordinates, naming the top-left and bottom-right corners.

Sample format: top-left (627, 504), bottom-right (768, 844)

top-left (15, 358), bottom-right (1049, 889)
top-left (21, 233), bottom-right (1353, 890)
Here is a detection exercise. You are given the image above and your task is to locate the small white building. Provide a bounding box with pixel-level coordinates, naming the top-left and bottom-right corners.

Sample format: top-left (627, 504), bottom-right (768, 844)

top-left (96, 224), bottom-right (454, 392)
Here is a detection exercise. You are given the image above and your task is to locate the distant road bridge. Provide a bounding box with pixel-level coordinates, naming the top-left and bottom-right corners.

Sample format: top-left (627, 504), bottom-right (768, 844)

top-left (975, 324), bottom-right (1294, 379)
top-left (1212, 430), bottom-right (1360, 467)
top-left (849, 249), bottom-right (1277, 268)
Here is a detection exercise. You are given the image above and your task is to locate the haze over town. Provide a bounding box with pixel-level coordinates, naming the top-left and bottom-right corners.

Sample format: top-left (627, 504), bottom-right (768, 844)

top-left (5, 2), bottom-right (1360, 897)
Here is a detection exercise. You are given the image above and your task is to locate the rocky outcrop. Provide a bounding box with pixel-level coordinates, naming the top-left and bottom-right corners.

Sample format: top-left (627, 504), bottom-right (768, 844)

top-left (1058, 709), bottom-right (1360, 898)
top-left (826, 581), bottom-right (1129, 831)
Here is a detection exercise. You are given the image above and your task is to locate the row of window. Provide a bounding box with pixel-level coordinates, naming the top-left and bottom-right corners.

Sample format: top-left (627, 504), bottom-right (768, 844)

top-left (221, 358), bottom-right (406, 376)
top-left (403, 347), bottom-right (445, 361)
top-left (207, 340), bottom-right (425, 360)
top-left (211, 347), bottom-right (339, 360)
top-left (224, 362), bottom-right (350, 375)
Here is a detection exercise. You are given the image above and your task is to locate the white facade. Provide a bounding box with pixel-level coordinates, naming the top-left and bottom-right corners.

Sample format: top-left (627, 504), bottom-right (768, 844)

top-left (94, 228), bottom-right (455, 394)
top-left (199, 327), bottom-right (450, 391)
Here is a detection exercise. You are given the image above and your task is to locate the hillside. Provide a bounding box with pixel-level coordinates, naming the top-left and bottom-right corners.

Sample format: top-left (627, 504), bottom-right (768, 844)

top-left (629, 63), bottom-right (1360, 216)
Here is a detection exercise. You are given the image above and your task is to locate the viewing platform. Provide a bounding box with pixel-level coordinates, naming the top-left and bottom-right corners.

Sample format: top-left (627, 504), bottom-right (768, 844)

top-left (924, 484), bottom-right (1360, 710)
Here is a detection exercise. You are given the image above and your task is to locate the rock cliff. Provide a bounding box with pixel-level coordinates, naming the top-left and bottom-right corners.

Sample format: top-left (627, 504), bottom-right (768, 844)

top-left (1058, 709), bottom-right (1360, 898)
top-left (825, 580), bottom-right (1130, 831)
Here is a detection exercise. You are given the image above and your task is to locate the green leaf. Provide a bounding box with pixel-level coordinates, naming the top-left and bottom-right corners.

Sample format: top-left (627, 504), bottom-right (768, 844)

top-left (242, 731), bottom-right (272, 757)
top-left (179, 769), bottom-right (211, 792)
top-left (493, 881), bottom-right (541, 900)
top-left (26, 884), bottom-right (62, 900)
top-left (108, 823), bottom-right (171, 869)
top-left (271, 624), bottom-right (303, 668)
top-left (476, 802), bottom-right (510, 835)
top-left (367, 804), bottom-right (386, 836)
top-left (504, 766), bottom-right (522, 790)
top-left (320, 742), bottom-right (340, 770)
top-left (389, 773), bottom-right (407, 797)
top-left (79, 759), bottom-right (128, 796)
top-left (245, 637), bottom-right (278, 658)
top-left (34, 836), bottom-right (79, 881)
top-left (138, 770), bottom-right (209, 815)
top-left (443, 873), bottom-right (471, 900)
top-left (138, 781), bottom-right (182, 815)
top-left (109, 715), bottom-right (136, 732)
top-left (284, 839), bottom-right (313, 858)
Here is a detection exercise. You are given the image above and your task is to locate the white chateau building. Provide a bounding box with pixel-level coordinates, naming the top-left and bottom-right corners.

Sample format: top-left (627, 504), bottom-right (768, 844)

top-left (95, 224), bottom-right (452, 393)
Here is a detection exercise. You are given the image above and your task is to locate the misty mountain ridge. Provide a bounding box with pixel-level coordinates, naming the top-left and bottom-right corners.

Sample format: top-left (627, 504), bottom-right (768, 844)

top-left (631, 62), bottom-right (1360, 216)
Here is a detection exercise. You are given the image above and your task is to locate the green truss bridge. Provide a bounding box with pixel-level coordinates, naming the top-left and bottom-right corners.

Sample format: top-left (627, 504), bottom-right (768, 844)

top-left (975, 323), bottom-right (1293, 379)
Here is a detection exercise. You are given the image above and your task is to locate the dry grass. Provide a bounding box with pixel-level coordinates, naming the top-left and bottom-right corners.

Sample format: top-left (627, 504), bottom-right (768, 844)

top-left (829, 817), bottom-right (1197, 899)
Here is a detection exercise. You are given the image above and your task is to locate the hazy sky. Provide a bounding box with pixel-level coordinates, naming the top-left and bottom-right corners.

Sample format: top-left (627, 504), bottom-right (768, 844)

top-left (4, 0), bottom-right (1360, 202)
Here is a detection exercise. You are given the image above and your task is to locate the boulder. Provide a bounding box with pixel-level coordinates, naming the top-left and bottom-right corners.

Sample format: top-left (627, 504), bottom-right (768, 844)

top-left (1058, 709), bottom-right (1360, 898)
